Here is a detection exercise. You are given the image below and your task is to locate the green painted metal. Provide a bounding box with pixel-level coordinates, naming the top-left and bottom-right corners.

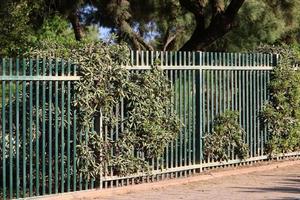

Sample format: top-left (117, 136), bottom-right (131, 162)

top-left (9, 59), bottom-right (13, 199)
top-left (0, 52), bottom-right (282, 199)
top-left (48, 59), bottom-right (53, 195)
top-left (42, 58), bottom-right (46, 195)
top-left (22, 59), bottom-right (26, 198)
top-left (2, 59), bottom-right (6, 199)
top-left (29, 59), bottom-right (33, 197)
top-left (15, 59), bottom-right (20, 199)
top-left (35, 59), bottom-right (40, 196)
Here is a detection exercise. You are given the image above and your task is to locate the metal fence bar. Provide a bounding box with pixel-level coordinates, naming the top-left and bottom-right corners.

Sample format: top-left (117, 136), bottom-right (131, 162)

top-left (2, 59), bottom-right (7, 199)
top-left (15, 59), bottom-right (20, 199)
top-left (42, 59), bottom-right (46, 195)
top-left (48, 59), bottom-right (53, 195)
top-left (8, 59), bottom-right (13, 199)
top-left (35, 58), bottom-right (40, 196)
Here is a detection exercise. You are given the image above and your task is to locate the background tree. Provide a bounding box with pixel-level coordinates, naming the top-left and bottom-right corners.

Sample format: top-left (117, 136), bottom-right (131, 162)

top-left (83, 0), bottom-right (300, 51)
top-left (1, 0), bottom-right (300, 54)
top-left (0, 0), bottom-right (98, 56)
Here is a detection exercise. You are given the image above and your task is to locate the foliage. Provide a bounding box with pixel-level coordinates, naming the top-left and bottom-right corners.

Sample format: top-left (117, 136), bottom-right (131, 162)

top-left (211, 0), bottom-right (300, 51)
top-left (35, 15), bottom-right (100, 45)
top-left (204, 111), bottom-right (248, 161)
top-left (0, 0), bottom-right (36, 56)
top-left (27, 40), bottom-right (180, 178)
top-left (3, 0), bottom-right (300, 52)
top-left (84, 0), bottom-right (300, 51)
top-left (260, 45), bottom-right (300, 156)
top-left (0, 0), bottom-right (98, 57)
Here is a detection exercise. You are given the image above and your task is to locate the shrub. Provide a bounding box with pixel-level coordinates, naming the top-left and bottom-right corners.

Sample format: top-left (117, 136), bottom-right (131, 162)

top-left (204, 111), bottom-right (248, 161)
top-left (259, 46), bottom-right (300, 156)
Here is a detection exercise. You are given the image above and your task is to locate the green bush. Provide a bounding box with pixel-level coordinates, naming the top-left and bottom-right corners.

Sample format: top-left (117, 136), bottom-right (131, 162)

top-left (260, 46), bottom-right (300, 155)
top-left (204, 111), bottom-right (248, 161)
top-left (27, 40), bottom-right (181, 178)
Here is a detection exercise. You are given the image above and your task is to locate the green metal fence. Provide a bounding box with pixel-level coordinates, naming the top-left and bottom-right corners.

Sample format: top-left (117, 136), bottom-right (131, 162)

top-left (100, 51), bottom-right (276, 187)
top-left (1, 51), bottom-right (299, 199)
top-left (0, 58), bottom-right (80, 199)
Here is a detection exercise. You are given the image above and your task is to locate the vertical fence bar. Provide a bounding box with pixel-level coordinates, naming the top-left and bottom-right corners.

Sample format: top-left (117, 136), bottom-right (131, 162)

top-left (195, 58), bottom-right (200, 165)
top-left (200, 52), bottom-right (204, 164)
top-left (67, 60), bottom-right (71, 192)
top-left (223, 66), bottom-right (226, 112)
top-left (29, 59), bottom-right (33, 196)
top-left (206, 69), bottom-right (210, 148)
top-left (266, 67), bottom-right (270, 142)
top-left (234, 69), bottom-right (238, 113)
top-left (257, 55), bottom-right (261, 156)
top-left (246, 69), bottom-right (250, 157)
top-left (61, 60), bottom-right (65, 193)
top-left (54, 59), bottom-right (59, 193)
top-left (73, 109), bottom-right (77, 191)
top-left (210, 66), bottom-right (214, 129)
top-left (238, 54), bottom-right (242, 125)
top-left (192, 68), bottom-right (196, 166)
top-left (174, 69), bottom-right (178, 174)
top-left (183, 53), bottom-right (187, 175)
top-left (249, 69), bottom-right (253, 158)
top-left (42, 59), bottom-right (46, 195)
top-left (242, 68), bottom-right (247, 150)
top-left (188, 69), bottom-right (191, 167)
top-left (230, 68), bottom-right (234, 159)
top-left (85, 120), bottom-right (89, 189)
top-left (245, 54), bottom-right (249, 138)
top-left (179, 68), bottom-right (182, 169)
top-left (22, 59), bottom-right (27, 198)
top-left (191, 53), bottom-right (196, 168)
top-left (15, 58), bottom-right (20, 199)
top-left (48, 59), bottom-right (53, 195)
top-left (260, 69), bottom-right (264, 155)
top-left (36, 58), bottom-right (40, 196)
top-left (219, 70), bottom-right (223, 114)
top-left (199, 66), bottom-right (203, 164)
top-left (8, 59), bottom-right (13, 198)
top-left (2, 59), bottom-right (6, 199)
top-left (226, 58), bottom-right (230, 159)
top-left (170, 68), bottom-right (174, 170)
top-left (215, 61), bottom-right (219, 115)
top-left (253, 69), bottom-right (257, 157)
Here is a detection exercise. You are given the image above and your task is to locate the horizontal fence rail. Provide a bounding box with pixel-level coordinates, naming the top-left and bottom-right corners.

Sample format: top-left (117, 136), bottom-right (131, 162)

top-left (0, 51), bottom-right (299, 199)
top-left (128, 51), bottom-right (275, 67)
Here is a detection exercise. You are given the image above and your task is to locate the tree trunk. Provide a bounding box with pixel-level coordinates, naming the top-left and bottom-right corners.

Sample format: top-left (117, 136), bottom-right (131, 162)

top-left (180, 14), bottom-right (235, 50)
top-left (180, 0), bottom-right (245, 51)
top-left (68, 11), bottom-right (83, 41)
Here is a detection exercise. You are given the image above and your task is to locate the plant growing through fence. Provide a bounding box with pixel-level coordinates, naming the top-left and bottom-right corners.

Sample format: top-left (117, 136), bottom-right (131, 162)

top-left (259, 46), bottom-right (300, 156)
top-left (27, 40), bottom-right (181, 179)
top-left (204, 111), bottom-right (248, 161)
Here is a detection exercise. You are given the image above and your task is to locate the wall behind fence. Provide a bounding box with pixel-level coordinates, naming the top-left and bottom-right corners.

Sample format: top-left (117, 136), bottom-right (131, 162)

top-left (0, 51), bottom-right (291, 200)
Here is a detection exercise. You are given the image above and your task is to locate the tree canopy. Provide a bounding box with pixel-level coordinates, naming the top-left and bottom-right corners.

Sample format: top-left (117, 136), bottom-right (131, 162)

top-left (0, 0), bottom-right (300, 55)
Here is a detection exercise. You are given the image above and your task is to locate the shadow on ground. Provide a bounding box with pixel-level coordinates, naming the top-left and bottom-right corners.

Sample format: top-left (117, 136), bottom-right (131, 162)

top-left (232, 175), bottom-right (300, 199)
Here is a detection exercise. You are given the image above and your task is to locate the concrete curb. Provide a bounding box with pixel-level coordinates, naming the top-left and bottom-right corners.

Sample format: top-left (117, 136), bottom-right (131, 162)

top-left (32, 159), bottom-right (300, 200)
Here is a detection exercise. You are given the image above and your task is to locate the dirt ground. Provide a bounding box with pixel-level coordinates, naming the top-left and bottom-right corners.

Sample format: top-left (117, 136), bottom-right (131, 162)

top-left (41, 160), bottom-right (300, 200)
top-left (93, 163), bottom-right (300, 200)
